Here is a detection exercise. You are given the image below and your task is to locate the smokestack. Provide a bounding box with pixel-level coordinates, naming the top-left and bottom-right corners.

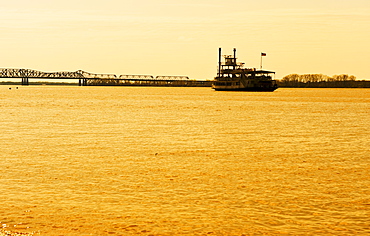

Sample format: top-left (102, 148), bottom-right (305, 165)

top-left (218, 48), bottom-right (222, 76)
top-left (233, 48), bottom-right (236, 69)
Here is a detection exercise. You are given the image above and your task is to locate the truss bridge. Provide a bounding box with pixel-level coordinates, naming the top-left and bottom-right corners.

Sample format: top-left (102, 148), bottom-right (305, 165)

top-left (0, 68), bottom-right (211, 87)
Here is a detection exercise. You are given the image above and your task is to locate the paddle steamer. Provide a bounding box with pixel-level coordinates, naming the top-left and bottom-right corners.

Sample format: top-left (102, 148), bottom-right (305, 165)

top-left (212, 48), bottom-right (278, 91)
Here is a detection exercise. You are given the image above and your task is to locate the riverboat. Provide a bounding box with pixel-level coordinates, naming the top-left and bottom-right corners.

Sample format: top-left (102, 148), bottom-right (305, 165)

top-left (212, 48), bottom-right (278, 91)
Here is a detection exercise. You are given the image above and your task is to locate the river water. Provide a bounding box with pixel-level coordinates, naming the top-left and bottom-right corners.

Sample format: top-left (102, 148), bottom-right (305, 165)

top-left (1, 86), bottom-right (369, 235)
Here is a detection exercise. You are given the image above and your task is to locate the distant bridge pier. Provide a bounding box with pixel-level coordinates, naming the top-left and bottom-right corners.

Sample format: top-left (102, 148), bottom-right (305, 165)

top-left (21, 77), bottom-right (29, 85)
top-left (79, 79), bottom-right (88, 86)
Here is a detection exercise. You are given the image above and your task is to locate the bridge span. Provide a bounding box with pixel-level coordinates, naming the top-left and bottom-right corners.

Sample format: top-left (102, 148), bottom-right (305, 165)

top-left (0, 68), bottom-right (211, 87)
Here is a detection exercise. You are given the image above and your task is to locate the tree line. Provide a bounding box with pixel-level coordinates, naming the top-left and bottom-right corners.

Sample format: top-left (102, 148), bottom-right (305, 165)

top-left (278, 74), bottom-right (370, 88)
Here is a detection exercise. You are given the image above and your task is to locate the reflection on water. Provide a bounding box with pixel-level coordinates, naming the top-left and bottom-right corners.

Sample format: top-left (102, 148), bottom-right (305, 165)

top-left (1, 86), bottom-right (369, 235)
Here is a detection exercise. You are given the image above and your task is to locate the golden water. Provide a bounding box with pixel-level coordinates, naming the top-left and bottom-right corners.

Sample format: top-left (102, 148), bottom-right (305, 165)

top-left (1, 86), bottom-right (369, 235)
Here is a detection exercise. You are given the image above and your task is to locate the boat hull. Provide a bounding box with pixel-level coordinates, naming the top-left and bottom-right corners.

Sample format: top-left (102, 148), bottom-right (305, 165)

top-left (213, 87), bottom-right (277, 92)
top-left (212, 81), bottom-right (278, 92)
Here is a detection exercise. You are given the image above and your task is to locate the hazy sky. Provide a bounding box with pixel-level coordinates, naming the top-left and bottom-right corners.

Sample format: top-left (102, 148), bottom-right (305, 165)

top-left (1, 0), bottom-right (370, 80)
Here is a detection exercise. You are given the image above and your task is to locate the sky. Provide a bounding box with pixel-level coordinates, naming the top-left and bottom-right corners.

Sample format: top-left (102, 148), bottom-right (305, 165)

top-left (1, 0), bottom-right (370, 80)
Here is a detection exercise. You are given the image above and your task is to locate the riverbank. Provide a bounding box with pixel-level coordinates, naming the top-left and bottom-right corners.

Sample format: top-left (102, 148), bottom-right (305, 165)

top-left (277, 80), bottom-right (370, 88)
top-left (2, 80), bottom-right (370, 88)
top-left (0, 81), bottom-right (77, 86)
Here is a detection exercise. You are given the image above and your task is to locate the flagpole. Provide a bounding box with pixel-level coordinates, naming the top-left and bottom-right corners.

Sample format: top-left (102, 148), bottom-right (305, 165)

top-left (260, 52), bottom-right (266, 69)
top-left (260, 53), bottom-right (263, 69)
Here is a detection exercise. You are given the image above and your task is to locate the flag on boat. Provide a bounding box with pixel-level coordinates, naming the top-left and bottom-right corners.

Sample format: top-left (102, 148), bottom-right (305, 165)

top-left (261, 52), bottom-right (267, 56)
